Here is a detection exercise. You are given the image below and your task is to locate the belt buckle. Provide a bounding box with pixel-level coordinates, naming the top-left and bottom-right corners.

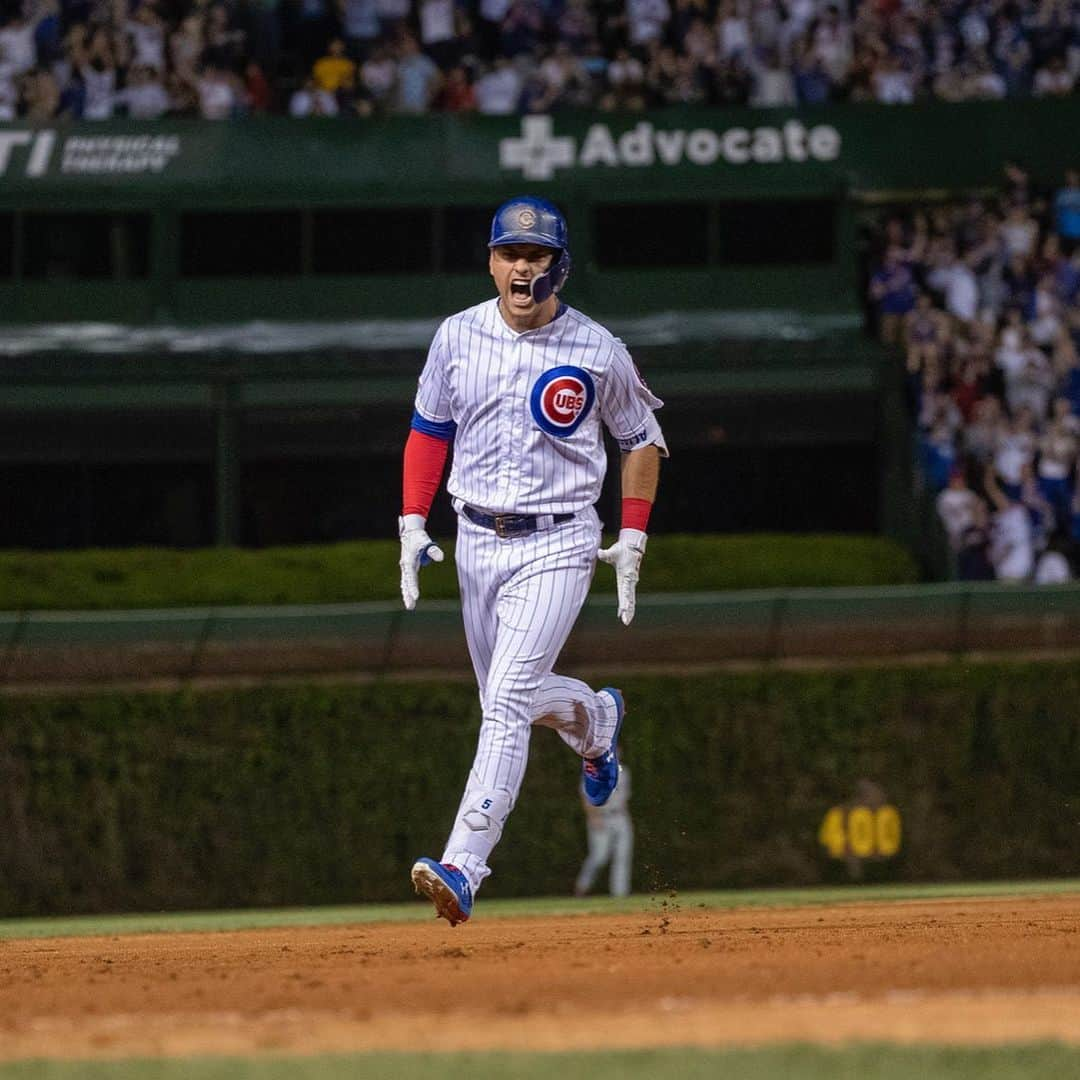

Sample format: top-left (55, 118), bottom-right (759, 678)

top-left (494, 514), bottom-right (515, 539)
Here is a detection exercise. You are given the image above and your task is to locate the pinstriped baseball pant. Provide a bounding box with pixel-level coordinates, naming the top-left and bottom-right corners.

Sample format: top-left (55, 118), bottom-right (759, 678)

top-left (441, 505), bottom-right (620, 893)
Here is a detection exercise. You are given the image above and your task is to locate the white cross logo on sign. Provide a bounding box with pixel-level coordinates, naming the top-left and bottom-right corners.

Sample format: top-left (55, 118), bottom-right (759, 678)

top-left (499, 116), bottom-right (576, 181)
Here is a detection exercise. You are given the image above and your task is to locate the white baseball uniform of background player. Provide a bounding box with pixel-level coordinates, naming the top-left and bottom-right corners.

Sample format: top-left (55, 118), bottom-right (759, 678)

top-left (401, 196), bottom-right (666, 925)
top-left (575, 762), bottom-right (633, 898)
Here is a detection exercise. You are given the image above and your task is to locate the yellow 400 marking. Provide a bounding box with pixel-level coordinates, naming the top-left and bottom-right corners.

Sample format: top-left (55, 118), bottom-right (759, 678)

top-left (818, 805), bottom-right (902, 859)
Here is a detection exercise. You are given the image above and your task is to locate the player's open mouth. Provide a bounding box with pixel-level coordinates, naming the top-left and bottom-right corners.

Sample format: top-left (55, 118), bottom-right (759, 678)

top-left (510, 280), bottom-right (532, 302)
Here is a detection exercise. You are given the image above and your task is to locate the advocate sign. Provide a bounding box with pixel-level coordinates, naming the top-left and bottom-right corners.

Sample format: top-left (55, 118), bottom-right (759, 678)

top-left (499, 115), bottom-right (842, 180)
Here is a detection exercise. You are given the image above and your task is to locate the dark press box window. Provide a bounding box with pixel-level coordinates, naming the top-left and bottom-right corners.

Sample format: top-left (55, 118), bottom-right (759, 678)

top-left (442, 206), bottom-right (496, 272)
top-left (313, 207), bottom-right (433, 274)
top-left (594, 202), bottom-right (710, 268)
top-left (21, 213), bottom-right (150, 279)
top-left (594, 200), bottom-right (836, 268)
top-left (0, 213), bottom-right (13, 278)
top-left (181, 211), bottom-right (302, 276)
top-left (717, 200), bottom-right (835, 265)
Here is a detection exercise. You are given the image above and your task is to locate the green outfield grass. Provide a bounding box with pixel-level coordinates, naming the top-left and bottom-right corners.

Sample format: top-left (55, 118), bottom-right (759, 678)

top-left (2, 1045), bottom-right (1080, 1080)
top-left (1, 878), bottom-right (1077, 941)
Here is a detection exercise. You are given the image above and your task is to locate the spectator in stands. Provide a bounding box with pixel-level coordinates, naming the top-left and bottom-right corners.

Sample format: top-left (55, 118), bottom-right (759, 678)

top-left (951, 351), bottom-right (990, 424)
top-left (313, 36), bottom-right (354, 91)
top-left (963, 394), bottom-right (1006, 470)
top-left (871, 53), bottom-right (916, 104)
top-left (749, 45), bottom-right (795, 106)
top-left (627, 0), bottom-right (669, 49)
top-left (126, 2), bottom-right (167, 74)
top-left (116, 63), bottom-right (172, 117)
top-left (169, 13), bottom-right (204, 88)
top-left (75, 26), bottom-right (119, 120)
top-left (313, 37), bottom-right (355, 92)
top-left (601, 46), bottom-right (647, 110)
top-left (792, 39), bottom-right (832, 104)
top-left (905, 291), bottom-right (950, 378)
top-left (1033, 53), bottom-right (1074, 97)
top-left (1037, 397), bottom-right (1079, 531)
top-left (473, 54), bottom-right (521, 114)
top-left (360, 41), bottom-right (397, 111)
top-left (646, 43), bottom-right (680, 104)
top-left (1053, 170), bottom-right (1080, 255)
top-left (500, 0), bottom-right (544, 59)
top-left (957, 511), bottom-right (997, 581)
top-left (198, 62), bottom-right (242, 118)
top-left (340, 0), bottom-right (379, 61)
top-left (437, 64), bottom-right (474, 110)
top-left (928, 244), bottom-right (980, 329)
top-left (673, 51), bottom-right (708, 105)
top-left (244, 60), bottom-right (273, 113)
top-left (203, 5), bottom-right (246, 71)
top-left (810, 5), bottom-right (852, 86)
top-left (556, 0), bottom-right (595, 55)
top-left (374, 0), bottom-right (410, 42)
top-left (994, 406), bottom-right (1038, 501)
top-left (1001, 200), bottom-right (1041, 261)
top-left (419, 0), bottom-right (459, 70)
top-left (919, 376), bottom-right (963, 491)
top-left (985, 465), bottom-right (1036, 582)
top-left (538, 43), bottom-right (593, 109)
top-left (1030, 272), bottom-right (1064, 348)
top-left (393, 32), bottom-right (441, 113)
top-left (936, 464), bottom-right (987, 556)
top-left (0, 0), bottom-right (53, 86)
top-left (20, 64), bottom-right (59, 119)
top-left (290, 74), bottom-right (339, 114)
top-left (715, 0), bottom-right (751, 62)
top-left (711, 53), bottom-right (752, 105)
top-left (0, 71), bottom-right (14, 121)
top-left (1008, 339), bottom-right (1055, 419)
top-left (868, 247), bottom-right (917, 346)
top-left (1034, 540), bottom-right (1073, 583)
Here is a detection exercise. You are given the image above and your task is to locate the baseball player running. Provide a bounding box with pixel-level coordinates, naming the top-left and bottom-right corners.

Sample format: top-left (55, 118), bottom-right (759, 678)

top-left (400, 195), bottom-right (667, 926)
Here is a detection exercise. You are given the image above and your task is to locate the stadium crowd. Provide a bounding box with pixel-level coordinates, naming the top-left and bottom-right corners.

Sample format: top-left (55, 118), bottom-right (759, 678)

top-left (2, 0), bottom-right (1080, 120)
top-left (866, 160), bottom-right (1080, 584)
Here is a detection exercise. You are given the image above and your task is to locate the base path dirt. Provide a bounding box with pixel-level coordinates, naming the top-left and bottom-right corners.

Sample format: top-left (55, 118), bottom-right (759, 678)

top-left (2, 894), bottom-right (1080, 1061)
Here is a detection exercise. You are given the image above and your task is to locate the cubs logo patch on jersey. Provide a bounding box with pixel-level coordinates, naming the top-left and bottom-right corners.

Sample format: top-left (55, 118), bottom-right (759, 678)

top-left (530, 366), bottom-right (596, 437)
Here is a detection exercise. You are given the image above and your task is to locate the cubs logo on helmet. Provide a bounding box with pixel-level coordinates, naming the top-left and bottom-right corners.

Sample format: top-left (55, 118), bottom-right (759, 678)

top-left (530, 366), bottom-right (595, 437)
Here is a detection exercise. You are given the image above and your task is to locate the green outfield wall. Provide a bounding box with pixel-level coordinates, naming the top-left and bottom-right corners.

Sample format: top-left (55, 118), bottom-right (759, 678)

top-left (1, 659), bottom-right (1077, 916)
top-left (0, 99), bottom-right (1077, 322)
top-left (2, 581), bottom-right (1079, 685)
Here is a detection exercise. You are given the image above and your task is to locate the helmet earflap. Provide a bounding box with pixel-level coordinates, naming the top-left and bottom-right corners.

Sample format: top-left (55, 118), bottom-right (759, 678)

top-left (530, 249), bottom-right (571, 303)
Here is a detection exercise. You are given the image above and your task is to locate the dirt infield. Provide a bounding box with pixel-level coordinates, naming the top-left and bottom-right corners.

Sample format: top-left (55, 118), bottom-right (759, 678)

top-left (2, 894), bottom-right (1079, 1061)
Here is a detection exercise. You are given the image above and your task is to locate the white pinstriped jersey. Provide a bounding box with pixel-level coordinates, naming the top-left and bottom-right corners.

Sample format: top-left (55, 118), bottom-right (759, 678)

top-left (413, 298), bottom-right (667, 515)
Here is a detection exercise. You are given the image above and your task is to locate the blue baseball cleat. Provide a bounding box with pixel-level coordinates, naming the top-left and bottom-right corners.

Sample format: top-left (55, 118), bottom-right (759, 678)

top-left (583, 687), bottom-right (624, 807)
top-left (411, 857), bottom-right (473, 927)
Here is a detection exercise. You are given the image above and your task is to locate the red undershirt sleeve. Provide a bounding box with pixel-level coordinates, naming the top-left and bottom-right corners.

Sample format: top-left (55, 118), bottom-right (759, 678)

top-left (402, 428), bottom-right (451, 518)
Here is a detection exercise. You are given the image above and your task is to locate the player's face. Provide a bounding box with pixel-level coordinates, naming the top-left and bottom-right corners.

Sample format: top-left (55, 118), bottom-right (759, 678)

top-left (489, 243), bottom-right (557, 316)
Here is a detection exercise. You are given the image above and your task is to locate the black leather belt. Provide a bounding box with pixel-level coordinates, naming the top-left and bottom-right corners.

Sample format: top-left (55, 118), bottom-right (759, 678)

top-left (463, 505), bottom-right (574, 539)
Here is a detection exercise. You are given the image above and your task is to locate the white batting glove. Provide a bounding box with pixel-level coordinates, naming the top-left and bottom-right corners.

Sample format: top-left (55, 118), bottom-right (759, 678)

top-left (597, 528), bottom-right (647, 626)
top-left (398, 514), bottom-right (444, 611)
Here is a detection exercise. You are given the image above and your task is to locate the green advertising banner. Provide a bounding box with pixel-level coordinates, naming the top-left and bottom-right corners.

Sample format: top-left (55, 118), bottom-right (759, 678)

top-left (0, 98), bottom-right (1077, 204)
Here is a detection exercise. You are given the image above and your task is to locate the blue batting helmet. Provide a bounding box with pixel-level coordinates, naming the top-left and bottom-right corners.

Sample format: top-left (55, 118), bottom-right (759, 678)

top-left (489, 195), bottom-right (571, 303)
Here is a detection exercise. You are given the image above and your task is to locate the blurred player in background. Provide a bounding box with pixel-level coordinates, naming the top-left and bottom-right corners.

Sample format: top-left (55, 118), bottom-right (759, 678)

top-left (574, 753), bottom-right (633, 899)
